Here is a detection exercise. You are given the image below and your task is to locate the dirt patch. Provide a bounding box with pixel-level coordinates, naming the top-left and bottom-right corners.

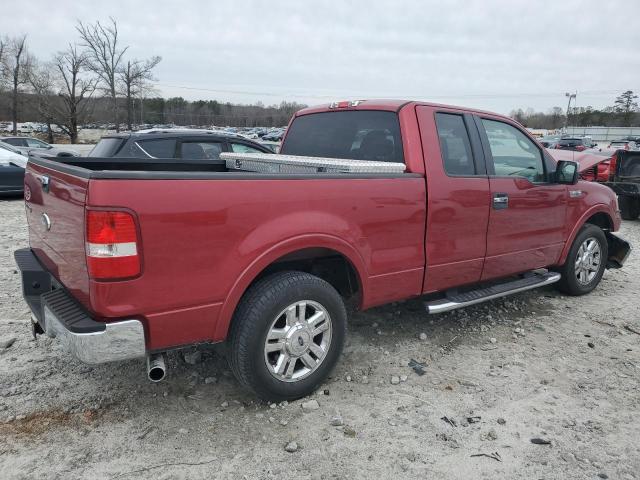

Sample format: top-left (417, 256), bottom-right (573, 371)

top-left (0, 408), bottom-right (102, 437)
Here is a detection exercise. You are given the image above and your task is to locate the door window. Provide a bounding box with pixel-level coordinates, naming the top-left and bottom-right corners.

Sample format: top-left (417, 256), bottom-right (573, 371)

top-left (230, 143), bottom-right (264, 154)
top-left (4, 138), bottom-right (27, 147)
top-left (180, 141), bottom-right (223, 160)
top-left (481, 119), bottom-right (545, 182)
top-left (435, 113), bottom-right (476, 176)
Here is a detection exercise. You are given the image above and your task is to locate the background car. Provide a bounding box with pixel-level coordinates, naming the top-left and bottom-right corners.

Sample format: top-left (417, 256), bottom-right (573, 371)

top-left (554, 137), bottom-right (596, 152)
top-left (0, 136), bottom-right (79, 157)
top-left (88, 129), bottom-right (273, 160)
top-left (608, 139), bottom-right (638, 151)
top-left (0, 146), bottom-right (27, 196)
top-left (539, 135), bottom-right (562, 148)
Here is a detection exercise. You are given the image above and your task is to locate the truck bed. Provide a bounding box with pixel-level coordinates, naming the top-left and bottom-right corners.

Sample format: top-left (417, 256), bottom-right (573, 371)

top-left (24, 154), bottom-right (425, 350)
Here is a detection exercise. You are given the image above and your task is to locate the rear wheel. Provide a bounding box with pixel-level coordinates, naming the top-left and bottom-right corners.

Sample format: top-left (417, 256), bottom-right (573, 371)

top-left (619, 196), bottom-right (640, 221)
top-left (555, 224), bottom-right (608, 295)
top-left (229, 271), bottom-right (347, 401)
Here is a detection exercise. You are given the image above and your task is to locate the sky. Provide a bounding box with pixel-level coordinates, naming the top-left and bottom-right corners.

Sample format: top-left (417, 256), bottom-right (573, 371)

top-left (2, 0), bottom-right (639, 115)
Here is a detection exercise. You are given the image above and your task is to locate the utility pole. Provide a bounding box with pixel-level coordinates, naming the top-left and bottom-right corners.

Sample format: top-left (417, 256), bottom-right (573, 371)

top-left (564, 92), bottom-right (576, 131)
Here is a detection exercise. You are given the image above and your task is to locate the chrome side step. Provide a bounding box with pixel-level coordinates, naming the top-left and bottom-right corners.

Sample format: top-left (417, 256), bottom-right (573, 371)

top-left (425, 271), bottom-right (561, 314)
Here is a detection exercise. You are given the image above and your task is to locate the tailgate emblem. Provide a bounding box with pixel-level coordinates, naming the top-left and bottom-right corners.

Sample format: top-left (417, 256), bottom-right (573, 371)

top-left (41, 213), bottom-right (52, 231)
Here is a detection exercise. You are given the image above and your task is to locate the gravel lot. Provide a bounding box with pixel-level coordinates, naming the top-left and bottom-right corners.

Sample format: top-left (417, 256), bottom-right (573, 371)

top-left (1, 197), bottom-right (638, 480)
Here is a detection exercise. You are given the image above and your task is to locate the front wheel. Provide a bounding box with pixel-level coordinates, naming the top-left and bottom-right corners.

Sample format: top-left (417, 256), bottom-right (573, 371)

top-left (228, 271), bottom-right (347, 401)
top-left (555, 224), bottom-right (608, 296)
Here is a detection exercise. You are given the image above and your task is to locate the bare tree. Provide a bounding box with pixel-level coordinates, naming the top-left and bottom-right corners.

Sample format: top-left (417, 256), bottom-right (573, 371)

top-left (29, 45), bottom-right (97, 143)
top-left (28, 61), bottom-right (57, 143)
top-left (118, 56), bottom-right (161, 130)
top-left (4, 35), bottom-right (33, 134)
top-left (76, 18), bottom-right (127, 131)
top-left (0, 37), bottom-right (7, 90)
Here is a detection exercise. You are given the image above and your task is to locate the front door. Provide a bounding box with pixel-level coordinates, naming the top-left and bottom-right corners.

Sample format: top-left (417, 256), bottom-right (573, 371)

top-left (417, 107), bottom-right (491, 293)
top-left (477, 117), bottom-right (567, 280)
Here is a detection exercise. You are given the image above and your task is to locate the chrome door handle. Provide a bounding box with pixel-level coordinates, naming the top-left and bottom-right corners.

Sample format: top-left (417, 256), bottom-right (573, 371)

top-left (493, 193), bottom-right (508, 210)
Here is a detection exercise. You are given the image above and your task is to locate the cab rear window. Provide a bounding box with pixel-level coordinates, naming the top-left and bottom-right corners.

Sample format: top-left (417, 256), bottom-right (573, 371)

top-left (281, 110), bottom-right (404, 163)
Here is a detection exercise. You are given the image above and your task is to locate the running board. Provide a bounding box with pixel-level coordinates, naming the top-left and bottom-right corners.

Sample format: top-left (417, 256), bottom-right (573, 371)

top-left (425, 271), bottom-right (561, 314)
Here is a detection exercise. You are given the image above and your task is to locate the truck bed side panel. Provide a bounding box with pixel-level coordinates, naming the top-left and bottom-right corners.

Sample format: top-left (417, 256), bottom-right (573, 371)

top-left (87, 177), bottom-right (426, 349)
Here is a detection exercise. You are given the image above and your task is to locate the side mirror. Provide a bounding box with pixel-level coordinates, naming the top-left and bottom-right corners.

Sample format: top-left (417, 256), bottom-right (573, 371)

top-left (555, 160), bottom-right (579, 184)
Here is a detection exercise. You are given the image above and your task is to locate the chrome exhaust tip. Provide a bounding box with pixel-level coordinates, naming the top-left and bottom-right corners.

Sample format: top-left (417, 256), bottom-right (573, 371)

top-left (147, 353), bottom-right (166, 382)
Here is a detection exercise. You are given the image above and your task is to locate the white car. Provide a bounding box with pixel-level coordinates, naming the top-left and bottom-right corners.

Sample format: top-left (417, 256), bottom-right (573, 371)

top-left (0, 142), bottom-right (28, 167)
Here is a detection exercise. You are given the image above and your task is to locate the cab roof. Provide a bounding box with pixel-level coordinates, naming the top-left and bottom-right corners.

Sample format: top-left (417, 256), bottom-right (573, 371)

top-left (295, 99), bottom-right (505, 118)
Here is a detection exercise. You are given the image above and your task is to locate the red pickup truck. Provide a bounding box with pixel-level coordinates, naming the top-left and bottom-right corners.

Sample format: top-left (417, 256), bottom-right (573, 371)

top-left (15, 100), bottom-right (630, 401)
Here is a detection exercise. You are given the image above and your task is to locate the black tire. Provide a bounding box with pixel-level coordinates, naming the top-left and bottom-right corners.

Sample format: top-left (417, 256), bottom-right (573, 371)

top-left (228, 271), bottom-right (347, 401)
top-left (619, 196), bottom-right (640, 221)
top-left (555, 224), bottom-right (608, 296)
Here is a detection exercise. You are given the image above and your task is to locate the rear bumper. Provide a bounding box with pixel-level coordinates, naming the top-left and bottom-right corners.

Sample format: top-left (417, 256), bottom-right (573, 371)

top-left (14, 248), bottom-right (146, 364)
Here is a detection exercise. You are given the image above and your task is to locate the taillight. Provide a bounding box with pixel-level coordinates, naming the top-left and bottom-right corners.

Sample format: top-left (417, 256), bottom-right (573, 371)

top-left (86, 210), bottom-right (140, 280)
top-left (609, 152), bottom-right (617, 180)
top-left (576, 145), bottom-right (586, 151)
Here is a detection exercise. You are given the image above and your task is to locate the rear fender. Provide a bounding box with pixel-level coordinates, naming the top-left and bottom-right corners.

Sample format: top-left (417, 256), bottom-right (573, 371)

top-left (213, 234), bottom-right (368, 341)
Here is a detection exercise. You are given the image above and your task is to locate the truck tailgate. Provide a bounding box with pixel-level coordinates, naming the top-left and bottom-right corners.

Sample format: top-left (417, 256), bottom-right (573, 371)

top-left (24, 161), bottom-right (91, 307)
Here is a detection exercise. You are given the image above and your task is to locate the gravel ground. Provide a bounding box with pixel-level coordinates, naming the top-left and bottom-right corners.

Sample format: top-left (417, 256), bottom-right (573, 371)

top-left (1, 197), bottom-right (639, 480)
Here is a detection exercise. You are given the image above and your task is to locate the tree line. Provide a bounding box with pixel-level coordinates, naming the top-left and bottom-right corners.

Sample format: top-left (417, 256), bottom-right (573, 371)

top-left (0, 18), bottom-right (304, 143)
top-left (510, 91), bottom-right (639, 130)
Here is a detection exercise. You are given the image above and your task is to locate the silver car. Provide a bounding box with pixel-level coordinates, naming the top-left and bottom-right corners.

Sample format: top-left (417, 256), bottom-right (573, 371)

top-left (0, 136), bottom-right (79, 157)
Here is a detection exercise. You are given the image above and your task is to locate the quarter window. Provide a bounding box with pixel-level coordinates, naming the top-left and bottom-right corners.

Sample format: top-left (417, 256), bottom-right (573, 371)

top-left (435, 113), bottom-right (476, 176)
top-left (481, 119), bottom-right (545, 182)
top-left (117, 139), bottom-right (177, 158)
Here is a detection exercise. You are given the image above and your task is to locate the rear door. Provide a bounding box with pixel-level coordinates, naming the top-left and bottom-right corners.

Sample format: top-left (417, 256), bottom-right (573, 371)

top-left (476, 116), bottom-right (567, 280)
top-left (416, 106), bottom-right (491, 293)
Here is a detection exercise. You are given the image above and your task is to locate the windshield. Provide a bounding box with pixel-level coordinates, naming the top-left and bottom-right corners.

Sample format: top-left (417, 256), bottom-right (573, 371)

top-left (281, 110), bottom-right (404, 163)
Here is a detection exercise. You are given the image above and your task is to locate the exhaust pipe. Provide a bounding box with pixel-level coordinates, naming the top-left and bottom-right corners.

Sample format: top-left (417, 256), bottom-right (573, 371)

top-left (147, 353), bottom-right (166, 382)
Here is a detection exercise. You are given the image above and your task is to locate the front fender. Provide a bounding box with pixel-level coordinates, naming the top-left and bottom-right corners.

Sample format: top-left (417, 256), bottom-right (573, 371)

top-left (557, 203), bottom-right (613, 266)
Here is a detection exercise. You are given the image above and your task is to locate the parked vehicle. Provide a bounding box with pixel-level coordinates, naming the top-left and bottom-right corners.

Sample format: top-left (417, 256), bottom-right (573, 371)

top-left (600, 150), bottom-right (640, 220)
top-left (15, 100), bottom-right (630, 401)
top-left (539, 135), bottom-right (562, 149)
top-left (0, 136), bottom-right (79, 157)
top-left (608, 139), bottom-right (638, 151)
top-left (0, 145), bottom-right (27, 196)
top-left (554, 137), bottom-right (597, 152)
top-left (88, 129), bottom-right (272, 160)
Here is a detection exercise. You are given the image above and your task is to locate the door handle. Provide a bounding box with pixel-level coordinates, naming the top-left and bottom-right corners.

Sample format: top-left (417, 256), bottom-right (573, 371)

top-left (493, 193), bottom-right (509, 210)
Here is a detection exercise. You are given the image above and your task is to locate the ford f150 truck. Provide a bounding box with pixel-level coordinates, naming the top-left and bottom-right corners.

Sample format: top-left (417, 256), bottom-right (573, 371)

top-left (15, 100), bottom-right (630, 401)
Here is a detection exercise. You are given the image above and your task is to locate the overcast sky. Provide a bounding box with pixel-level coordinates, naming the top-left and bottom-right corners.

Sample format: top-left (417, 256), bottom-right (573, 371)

top-left (2, 0), bottom-right (639, 114)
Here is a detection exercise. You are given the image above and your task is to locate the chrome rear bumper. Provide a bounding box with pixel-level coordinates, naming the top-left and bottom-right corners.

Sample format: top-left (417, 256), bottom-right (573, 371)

top-left (15, 248), bottom-right (146, 364)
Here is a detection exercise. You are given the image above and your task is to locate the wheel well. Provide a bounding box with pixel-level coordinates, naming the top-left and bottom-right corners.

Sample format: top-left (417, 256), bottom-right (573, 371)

top-left (584, 212), bottom-right (612, 231)
top-left (253, 248), bottom-right (361, 302)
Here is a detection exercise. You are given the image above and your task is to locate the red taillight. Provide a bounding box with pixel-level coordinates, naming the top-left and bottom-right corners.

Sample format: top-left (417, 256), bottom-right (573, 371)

top-left (609, 152), bottom-right (617, 180)
top-left (86, 210), bottom-right (140, 280)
